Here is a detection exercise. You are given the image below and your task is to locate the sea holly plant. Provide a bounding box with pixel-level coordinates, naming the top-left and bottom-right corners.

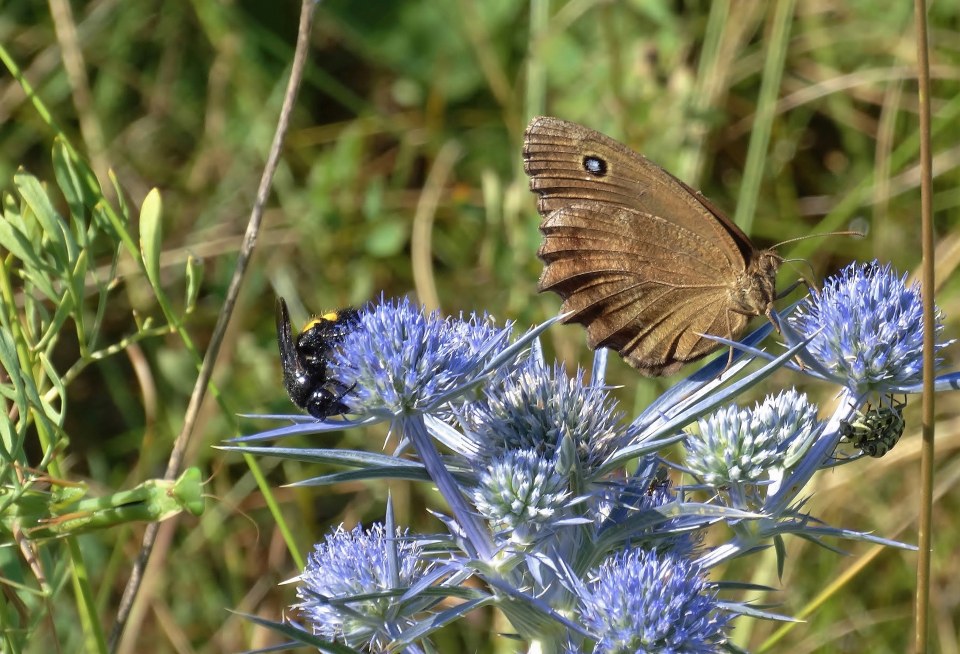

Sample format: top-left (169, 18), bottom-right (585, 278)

top-left (227, 261), bottom-right (959, 653)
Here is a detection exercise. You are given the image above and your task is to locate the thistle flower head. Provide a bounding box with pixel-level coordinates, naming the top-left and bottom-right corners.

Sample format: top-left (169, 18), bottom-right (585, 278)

top-left (471, 448), bottom-right (570, 546)
top-left (460, 359), bottom-right (639, 472)
top-left (787, 262), bottom-right (951, 393)
top-left (330, 296), bottom-right (512, 415)
top-left (577, 548), bottom-right (731, 653)
top-left (685, 389), bottom-right (821, 488)
top-left (296, 523), bottom-right (433, 650)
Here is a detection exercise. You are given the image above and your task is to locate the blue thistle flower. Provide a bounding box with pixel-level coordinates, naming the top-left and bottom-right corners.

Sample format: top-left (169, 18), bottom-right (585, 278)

top-left (459, 359), bottom-right (641, 473)
top-left (228, 276), bottom-right (950, 648)
top-left (685, 390), bottom-right (821, 498)
top-left (330, 296), bottom-right (513, 417)
top-left (296, 523), bottom-right (434, 651)
top-left (786, 262), bottom-right (952, 394)
top-left (577, 548), bottom-right (731, 653)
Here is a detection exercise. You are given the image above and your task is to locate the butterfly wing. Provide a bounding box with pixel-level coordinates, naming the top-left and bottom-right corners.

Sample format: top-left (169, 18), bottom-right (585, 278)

top-left (524, 116), bottom-right (761, 375)
top-left (524, 116), bottom-right (757, 268)
top-left (538, 204), bottom-right (750, 375)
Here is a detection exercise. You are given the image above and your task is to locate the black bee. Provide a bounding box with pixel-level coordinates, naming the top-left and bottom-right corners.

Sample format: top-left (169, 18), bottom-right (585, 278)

top-left (276, 297), bottom-right (361, 419)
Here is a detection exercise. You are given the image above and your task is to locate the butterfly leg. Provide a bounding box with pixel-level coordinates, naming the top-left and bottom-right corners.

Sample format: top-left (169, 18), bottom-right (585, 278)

top-left (722, 310), bottom-right (738, 372)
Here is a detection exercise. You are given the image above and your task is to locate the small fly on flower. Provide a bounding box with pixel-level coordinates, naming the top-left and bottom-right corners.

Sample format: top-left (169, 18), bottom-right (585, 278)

top-left (647, 467), bottom-right (671, 496)
top-left (275, 297), bottom-right (360, 419)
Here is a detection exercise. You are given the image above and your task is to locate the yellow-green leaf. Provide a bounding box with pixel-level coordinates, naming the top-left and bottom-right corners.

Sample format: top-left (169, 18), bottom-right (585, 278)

top-left (139, 188), bottom-right (163, 290)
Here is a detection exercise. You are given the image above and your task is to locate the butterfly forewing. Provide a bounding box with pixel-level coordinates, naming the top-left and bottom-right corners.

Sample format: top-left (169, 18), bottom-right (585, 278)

top-left (524, 116), bottom-right (780, 376)
top-left (524, 116), bottom-right (750, 273)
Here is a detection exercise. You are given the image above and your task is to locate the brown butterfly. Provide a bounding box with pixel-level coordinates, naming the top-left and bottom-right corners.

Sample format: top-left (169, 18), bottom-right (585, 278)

top-left (523, 116), bottom-right (781, 376)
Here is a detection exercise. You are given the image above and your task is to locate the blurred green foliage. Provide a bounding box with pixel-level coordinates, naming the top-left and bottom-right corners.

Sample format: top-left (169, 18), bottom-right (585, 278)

top-left (1, 0), bottom-right (958, 652)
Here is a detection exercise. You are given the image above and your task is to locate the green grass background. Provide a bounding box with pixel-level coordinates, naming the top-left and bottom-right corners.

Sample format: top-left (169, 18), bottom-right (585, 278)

top-left (2, 0), bottom-right (959, 651)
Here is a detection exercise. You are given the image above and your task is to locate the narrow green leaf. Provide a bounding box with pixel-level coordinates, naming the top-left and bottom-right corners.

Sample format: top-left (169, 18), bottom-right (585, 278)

top-left (37, 353), bottom-right (66, 427)
top-left (10, 352), bottom-right (43, 417)
top-left (15, 171), bottom-right (79, 266)
top-left (21, 266), bottom-right (60, 305)
top-left (0, 213), bottom-right (44, 268)
top-left (92, 202), bottom-right (120, 243)
top-left (108, 169), bottom-right (130, 219)
top-left (68, 248), bottom-right (89, 347)
top-left (184, 254), bottom-right (204, 314)
top-left (2, 191), bottom-right (19, 221)
top-left (0, 330), bottom-right (27, 427)
top-left (139, 188), bottom-right (163, 289)
top-left (88, 238), bottom-right (123, 347)
top-left (15, 172), bottom-right (61, 246)
top-left (35, 288), bottom-right (74, 352)
top-left (51, 139), bottom-right (93, 242)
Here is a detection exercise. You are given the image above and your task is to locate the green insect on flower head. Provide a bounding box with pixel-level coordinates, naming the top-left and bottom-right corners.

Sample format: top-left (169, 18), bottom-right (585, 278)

top-left (840, 397), bottom-right (907, 458)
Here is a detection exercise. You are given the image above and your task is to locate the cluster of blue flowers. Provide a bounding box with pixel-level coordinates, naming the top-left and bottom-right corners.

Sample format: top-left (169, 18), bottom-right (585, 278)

top-left (229, 262), bottom-right (957, 652)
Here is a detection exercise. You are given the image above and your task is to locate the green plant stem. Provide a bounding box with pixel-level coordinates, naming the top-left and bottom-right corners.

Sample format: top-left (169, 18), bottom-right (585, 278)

top-left (734, 0), bottom-right (796, 233)
top-left (679, 0), bottom-right (729, 183)
top-left (110, 0), bottom-right (319, 647)
top-left (0, 256), bottom-right (106, 652)
top-left (68, 538), bottom-right (108, 654)
top-left (525, 0), bottom-right (550, 121)
top-left (44, 324), bottom-right (173, 403)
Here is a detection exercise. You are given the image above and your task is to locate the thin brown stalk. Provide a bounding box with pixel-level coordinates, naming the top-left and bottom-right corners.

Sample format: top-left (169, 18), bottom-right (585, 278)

top-left (107, 1), bottom-right (319, 650)
top-left (912, 0), bottom-right (934, 651)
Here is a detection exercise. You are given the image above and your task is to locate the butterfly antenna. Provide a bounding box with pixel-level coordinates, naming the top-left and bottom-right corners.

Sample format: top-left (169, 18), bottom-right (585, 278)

top-left (771, 231), bottom-right (862, 294)
top-left (770, 230), bottom-right (863, 250)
